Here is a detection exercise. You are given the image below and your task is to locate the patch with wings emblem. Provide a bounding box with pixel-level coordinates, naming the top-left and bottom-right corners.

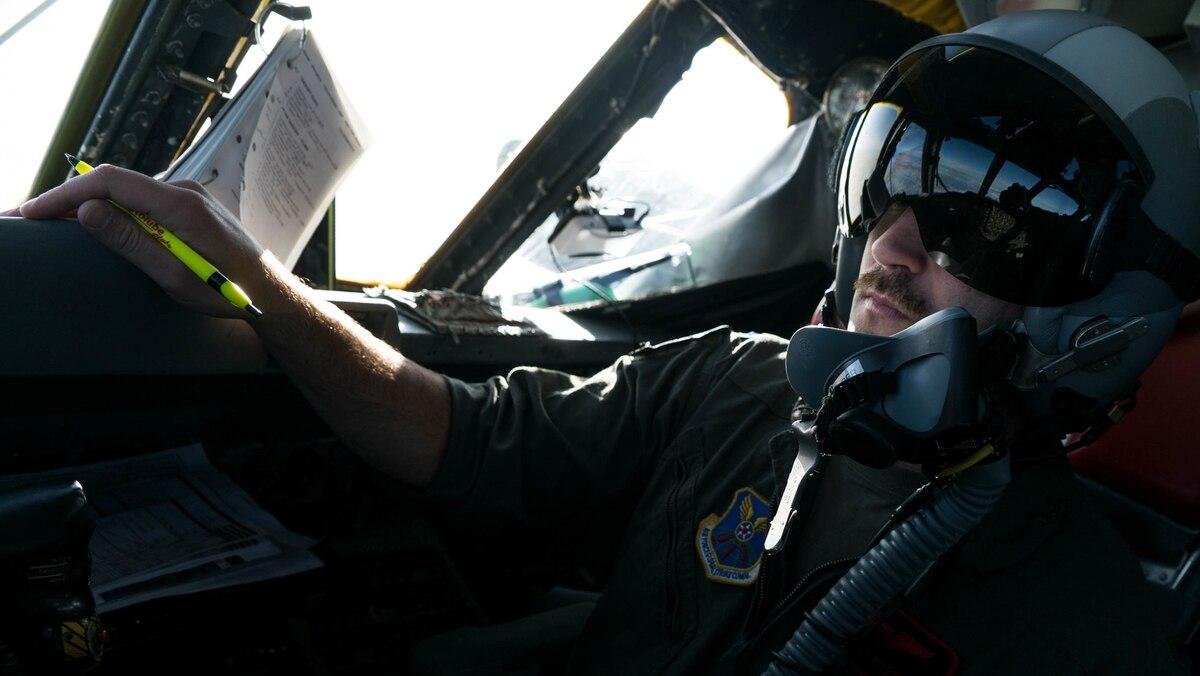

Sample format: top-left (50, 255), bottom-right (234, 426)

top-left (695, 487), bottom-right (773, 586)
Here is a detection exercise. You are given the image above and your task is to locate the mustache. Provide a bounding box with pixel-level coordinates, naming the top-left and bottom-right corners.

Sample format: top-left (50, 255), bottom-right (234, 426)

top-left (853, 269), bottom-right (929, 318)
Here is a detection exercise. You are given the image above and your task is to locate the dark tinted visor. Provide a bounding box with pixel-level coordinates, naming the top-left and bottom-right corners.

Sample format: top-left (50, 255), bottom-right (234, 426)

top-left (836, 43), bottom-right (1146, 307)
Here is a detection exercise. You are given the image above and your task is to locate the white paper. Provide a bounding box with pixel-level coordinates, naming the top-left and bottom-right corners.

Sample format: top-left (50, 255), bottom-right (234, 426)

top-left (0, 445), bottom-right (321, 612)
top-left (167, 28), bottom-right (370, 268)
top-left (164, 30), bottom-right (298, 215)
top-left (241, 30), bottom-right (370, 267)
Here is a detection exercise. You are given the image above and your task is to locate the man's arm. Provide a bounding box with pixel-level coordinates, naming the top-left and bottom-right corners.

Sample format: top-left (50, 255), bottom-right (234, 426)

top-left (251, 257), bottom-right (450, 485)
top-left (16, 165), bottom-right (449, 487)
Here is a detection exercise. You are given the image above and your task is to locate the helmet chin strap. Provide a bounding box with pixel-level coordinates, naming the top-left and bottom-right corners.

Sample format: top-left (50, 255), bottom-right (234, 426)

top-left (818, 288), bottom-right (843, 330)
top-left (827, 233), bottom-right (867, 329)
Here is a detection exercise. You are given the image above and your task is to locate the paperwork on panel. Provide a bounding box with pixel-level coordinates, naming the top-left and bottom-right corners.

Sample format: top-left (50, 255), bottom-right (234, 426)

top-left (0, 445), bottom-right (319, 612)
top-left (166, 28), bottom-right (370, 268)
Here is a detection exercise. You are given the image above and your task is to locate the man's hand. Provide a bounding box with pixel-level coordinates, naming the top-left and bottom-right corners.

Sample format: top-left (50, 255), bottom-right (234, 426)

top-left (14, 163), bottom-right (449, 486)
top-left (17, 164), bottom-right (281, 319)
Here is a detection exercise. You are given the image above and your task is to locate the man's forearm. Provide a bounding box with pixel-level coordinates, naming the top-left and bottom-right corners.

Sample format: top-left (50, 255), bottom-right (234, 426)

top-left (13, 166), bottom-right (448, 484)
top-left (250, 256), bottom-right (450, 487)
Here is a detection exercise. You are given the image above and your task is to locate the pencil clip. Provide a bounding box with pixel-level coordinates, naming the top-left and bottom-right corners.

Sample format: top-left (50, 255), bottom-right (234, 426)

top-left (254, 2), bottom-right (311, 60)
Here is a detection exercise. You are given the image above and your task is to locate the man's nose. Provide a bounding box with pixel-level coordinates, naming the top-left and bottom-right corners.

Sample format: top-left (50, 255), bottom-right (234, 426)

top-left (869, 207), bottom-right (928, 274)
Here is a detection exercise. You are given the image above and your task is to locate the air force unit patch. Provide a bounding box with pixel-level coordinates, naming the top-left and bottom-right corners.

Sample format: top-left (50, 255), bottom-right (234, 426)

top-left (696, 487), bottom-right (773, 586)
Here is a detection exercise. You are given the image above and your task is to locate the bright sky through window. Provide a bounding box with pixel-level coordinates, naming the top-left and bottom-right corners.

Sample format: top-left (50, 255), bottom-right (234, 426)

top-left (0, 0), bottom-right (111, 206)
top-left (259, 0), bottom-right (652, 285)
top-left (0, 2), bottom-right (782, 287)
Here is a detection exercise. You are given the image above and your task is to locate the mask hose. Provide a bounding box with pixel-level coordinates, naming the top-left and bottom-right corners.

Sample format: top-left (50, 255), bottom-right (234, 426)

top-left (763, 454), bottom-right (1012, 675)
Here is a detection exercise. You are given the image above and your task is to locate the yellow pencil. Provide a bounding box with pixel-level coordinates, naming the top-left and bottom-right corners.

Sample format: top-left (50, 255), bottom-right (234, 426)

top-left (65, 154), bottom-right (262, 318)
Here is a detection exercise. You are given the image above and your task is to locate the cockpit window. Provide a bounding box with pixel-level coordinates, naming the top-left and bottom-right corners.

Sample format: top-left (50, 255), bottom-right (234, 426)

top-left (484, 38), bottom-right (788, 308)
top-left (240, 0), bottom-right (650, 286)
top-left (0, 0), bottom-right (113, 206)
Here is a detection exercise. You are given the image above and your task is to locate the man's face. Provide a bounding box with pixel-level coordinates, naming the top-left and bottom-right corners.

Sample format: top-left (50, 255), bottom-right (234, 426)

top-left (847, 205), bottom-right (1024, 337)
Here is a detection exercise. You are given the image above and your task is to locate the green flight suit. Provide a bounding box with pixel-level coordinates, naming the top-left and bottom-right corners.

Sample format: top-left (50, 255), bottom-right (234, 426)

top-left (416, 327), bottom-right (1186, 674)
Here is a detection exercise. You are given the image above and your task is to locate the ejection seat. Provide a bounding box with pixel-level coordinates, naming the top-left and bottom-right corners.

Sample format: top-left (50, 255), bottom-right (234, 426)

top-left (1070, 302), bottom-right (1200, 648)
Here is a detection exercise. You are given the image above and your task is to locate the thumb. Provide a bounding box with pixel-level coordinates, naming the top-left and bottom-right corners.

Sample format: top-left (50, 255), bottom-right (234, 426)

top-left (77, 199), bottom-right (158, 263)
top-left (75, 198), bottom-right (192, 293)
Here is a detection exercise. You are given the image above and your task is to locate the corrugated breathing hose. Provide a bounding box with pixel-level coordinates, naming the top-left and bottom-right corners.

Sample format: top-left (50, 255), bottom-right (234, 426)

top-left (763, 454), bottom-right (1012, 675)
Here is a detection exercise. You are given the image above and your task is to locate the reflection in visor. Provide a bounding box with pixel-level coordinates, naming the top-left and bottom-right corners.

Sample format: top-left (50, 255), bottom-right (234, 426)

top-left (836, 44), bottom-right (1144, 307)
top-left (882, 121), bottom-right (1082, 221)
top-left (933, 137), bottom-right (994, 195)
top-left (839, 103), bottom-right (900, 237)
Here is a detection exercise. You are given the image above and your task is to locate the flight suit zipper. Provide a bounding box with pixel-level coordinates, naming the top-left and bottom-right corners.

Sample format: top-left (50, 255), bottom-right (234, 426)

top-left (758, 556), bottom-right (858, 632)
top-left (726, 556), bottom-right (858, 673)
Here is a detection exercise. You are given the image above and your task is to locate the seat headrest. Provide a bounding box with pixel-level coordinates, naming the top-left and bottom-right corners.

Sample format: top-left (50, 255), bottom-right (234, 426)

top-left (1070, 302), bottom-right (1200, 528)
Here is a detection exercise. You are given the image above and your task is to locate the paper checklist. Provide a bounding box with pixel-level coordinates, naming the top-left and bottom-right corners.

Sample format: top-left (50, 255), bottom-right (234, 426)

top-left (166, 29), bottom-right (370, 268)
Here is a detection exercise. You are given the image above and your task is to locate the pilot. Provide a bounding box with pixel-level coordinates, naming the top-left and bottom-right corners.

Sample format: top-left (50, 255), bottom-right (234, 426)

top-left (12, 9), bottom-right (1198, 675)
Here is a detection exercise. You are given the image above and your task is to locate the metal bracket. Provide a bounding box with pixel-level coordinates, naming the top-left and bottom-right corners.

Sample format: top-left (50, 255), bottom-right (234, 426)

top-left (1035, 316), bottom-right (1150, 384)
top-left (764, 423), bottom-right (823, 552)
top-left (158, 64), bottom-right (230, 95)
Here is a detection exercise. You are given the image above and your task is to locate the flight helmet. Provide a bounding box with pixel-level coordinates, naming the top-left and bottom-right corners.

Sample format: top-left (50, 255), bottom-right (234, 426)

top-left (825, 9), bottom-right (1200, 428)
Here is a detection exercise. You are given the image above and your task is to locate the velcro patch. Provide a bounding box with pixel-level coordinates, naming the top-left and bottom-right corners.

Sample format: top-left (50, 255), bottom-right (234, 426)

top-left (695, 487), bottom-right (772, 586)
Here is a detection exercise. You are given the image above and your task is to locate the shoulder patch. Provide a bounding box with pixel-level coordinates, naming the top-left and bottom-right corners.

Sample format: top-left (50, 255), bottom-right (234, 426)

top-left (695, 487), bottom-right (773, 586)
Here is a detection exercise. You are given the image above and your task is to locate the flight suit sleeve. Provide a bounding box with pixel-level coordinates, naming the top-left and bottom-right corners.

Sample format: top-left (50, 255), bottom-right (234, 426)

top-left (419, 328), bottom-right (734, 528)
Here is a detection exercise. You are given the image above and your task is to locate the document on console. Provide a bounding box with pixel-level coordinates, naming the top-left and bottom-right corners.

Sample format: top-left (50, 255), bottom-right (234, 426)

top-left (240, 30), bottom-right (370, 268)
top-left (0, 444), bottom-right (321, 612)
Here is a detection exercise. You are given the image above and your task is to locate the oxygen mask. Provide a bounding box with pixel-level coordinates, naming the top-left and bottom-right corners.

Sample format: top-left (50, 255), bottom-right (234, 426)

top-left (786, 307), bottom-right (1020, 473)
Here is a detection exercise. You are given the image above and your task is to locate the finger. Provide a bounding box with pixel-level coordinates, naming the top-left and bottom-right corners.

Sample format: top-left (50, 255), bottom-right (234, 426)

top-left (169, 179), bottom-right (211, 197)
top-left (76, 199), bottom-right (194, 292)
top-left (20, 164), bottom-right (197, 232)
top-left (77, 198), bottom-right (247, 318)
top-left (3, 205), bottom-right (75, 219)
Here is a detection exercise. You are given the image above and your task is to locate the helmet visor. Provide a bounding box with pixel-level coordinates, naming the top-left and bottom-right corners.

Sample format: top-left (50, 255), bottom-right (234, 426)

top-left (836, 43), bottom-right (1146, 307)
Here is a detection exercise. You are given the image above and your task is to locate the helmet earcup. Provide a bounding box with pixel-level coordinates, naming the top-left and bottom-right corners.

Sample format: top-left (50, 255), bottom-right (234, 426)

top-left (1018, 275), bottom-right (1181, 422)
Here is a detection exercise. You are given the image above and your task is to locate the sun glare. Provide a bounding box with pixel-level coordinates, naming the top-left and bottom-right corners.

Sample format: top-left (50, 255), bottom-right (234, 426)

top-left (0, 0), bottom-right (111, 207)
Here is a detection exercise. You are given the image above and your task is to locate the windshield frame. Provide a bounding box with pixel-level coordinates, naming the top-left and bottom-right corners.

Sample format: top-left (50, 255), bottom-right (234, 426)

top-left (407, 0), bottom-right (722, 294)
